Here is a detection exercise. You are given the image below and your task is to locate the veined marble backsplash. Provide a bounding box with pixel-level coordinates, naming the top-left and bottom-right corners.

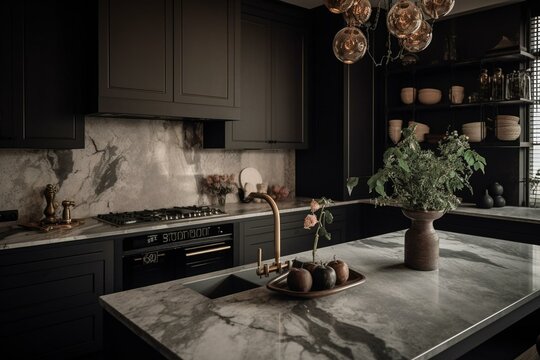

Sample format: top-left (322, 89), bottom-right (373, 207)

top-left (0, 118), bottom-right (295, 223)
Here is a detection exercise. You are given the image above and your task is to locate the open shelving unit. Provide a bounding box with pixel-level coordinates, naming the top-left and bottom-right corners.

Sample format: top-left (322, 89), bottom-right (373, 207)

top-left (382, 3), bottom-right (536, 206)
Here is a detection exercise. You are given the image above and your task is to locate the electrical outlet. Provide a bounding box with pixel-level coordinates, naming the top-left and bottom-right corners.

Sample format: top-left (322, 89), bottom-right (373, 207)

top-left (0, 210), bottom-right (18, 222)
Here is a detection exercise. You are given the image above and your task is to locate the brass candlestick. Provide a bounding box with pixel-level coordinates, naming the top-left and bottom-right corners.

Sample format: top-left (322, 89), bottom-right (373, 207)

top-left (42, 184), bottom-right (59, 224)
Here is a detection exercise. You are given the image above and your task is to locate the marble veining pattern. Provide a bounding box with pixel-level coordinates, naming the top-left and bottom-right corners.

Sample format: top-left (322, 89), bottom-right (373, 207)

top-left (100, 231), bottom-right (540, 360)
top-left (0, 117), bottom-right (295, 223)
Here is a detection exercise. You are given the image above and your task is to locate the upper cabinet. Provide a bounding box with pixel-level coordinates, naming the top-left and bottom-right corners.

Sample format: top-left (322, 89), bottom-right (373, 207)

top-left (98, 0), bottom-right (240, 120)
top-left (203, 0), bottom-right (309, 149)
top-left (0, 0), bottom-right (93, 149)
top-left (296, 6), bottom-right (380, 200)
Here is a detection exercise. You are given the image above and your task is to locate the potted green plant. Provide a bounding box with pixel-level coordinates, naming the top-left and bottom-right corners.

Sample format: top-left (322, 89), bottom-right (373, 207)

top-left (368, 127), bottom-right (486, 270)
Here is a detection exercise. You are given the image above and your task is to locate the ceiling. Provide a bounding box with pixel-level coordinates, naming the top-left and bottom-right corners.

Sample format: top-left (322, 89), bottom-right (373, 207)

top-left (280, 0), bottom-right (526, 15)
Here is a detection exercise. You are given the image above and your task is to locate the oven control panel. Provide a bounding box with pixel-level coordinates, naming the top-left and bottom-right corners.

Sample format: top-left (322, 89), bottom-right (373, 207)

top-left (123, 223), bottom-right (233, 251)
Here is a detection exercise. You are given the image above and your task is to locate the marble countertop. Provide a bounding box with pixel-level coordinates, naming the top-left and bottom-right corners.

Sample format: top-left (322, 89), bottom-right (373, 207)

top-left (0, 198), bottom-right (361, 250)
top-left (100, 230), bottom-right (540, 360)
top-left (450, 203), bottom-right (540, 224)
top-left (357, 199), bottom-right (540, 224)
top-left (2, 197), bottom-right (539, 250)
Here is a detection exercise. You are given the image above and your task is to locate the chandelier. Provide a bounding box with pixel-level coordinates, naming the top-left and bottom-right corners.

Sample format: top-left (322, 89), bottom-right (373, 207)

top-left (326, 0), bottom-right (455, 65)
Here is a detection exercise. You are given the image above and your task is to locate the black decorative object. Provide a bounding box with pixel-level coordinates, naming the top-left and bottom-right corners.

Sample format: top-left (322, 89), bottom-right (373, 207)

top-left (477, 190), bottom-right (494, 209)
top-left (489, 182), bottom-right (504, 196)
top-left (493, 195), bottom-right (506, 207)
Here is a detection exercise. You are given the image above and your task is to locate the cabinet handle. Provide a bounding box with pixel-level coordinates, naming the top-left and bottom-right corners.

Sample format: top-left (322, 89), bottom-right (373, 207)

top-left (185, 245), bottom-right (231, 257)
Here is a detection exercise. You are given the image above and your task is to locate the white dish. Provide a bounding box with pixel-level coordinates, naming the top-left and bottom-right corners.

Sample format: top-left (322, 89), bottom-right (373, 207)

top-left (239, 167), bottom-right (263, 190)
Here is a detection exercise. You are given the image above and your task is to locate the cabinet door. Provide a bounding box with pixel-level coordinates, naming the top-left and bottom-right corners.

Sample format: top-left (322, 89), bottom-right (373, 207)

top-left (99, 0), bottom-right (173, 102)
top-left (0, 240), bottom-right (114, 359)
top-left (0, 0), bottom-right (87, 149)
top-left (0, 2), bottom-right (17, 146)
top-left (174, 0), bottom-right (240, 107)
top-left (271, 22), bottom-right (305, 145)
top-left (226, 15), bottom-right (272, 149)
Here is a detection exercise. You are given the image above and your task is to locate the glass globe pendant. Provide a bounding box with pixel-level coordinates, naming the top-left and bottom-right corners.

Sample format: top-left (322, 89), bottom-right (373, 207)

top-left (343, 0), bottom-right (372, 27)
top-left (386, 0), bottom-right (423, 39)
top-left (402, 20), bottom-right (433, 53)
top-left (420, 0), bottom-right (455, 19)
top-left (333, 26), bottom-right (368, 64)
top-left (324, 0), bottom-right (355, 14)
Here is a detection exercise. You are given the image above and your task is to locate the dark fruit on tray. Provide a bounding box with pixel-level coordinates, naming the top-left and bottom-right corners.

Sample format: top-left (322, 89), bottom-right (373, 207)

top-left (311, 265), bottom-right (336, 291)
top-left (287, 268), bottom-right (313, 292)
top-left (303, 262), bottom-right (318, 274)
top-left (327, 258), bottom-right (349, 285)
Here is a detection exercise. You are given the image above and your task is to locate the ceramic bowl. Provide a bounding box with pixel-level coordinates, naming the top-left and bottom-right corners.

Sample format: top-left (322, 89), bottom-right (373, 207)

top-left (496, 124), bottom-right (521, 141)
top-left (462, 122), bottom-right (486, 142)
top-left (496, 115), bottom-right (519, 123)
top-left (408, 121), bottom-right (429, 142)
top-left (389, 119), bottom-right (403, 127)
top-left (418, 88), bottom-right (442, 105)
top-left (400, 87), bottom-right (417, 105)
top-left (388, 127), bottom-right (402, 144)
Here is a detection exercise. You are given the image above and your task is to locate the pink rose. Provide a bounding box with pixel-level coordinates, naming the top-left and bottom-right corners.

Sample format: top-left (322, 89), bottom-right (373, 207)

top-left (310, 199), bottom-right (320, 213)
top-left (303, 214), bottom-right (318, 229)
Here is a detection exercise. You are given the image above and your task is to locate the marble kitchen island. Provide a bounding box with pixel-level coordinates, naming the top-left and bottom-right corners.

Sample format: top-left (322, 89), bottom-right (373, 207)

top-left (99, 230), bottom-right (540, 360)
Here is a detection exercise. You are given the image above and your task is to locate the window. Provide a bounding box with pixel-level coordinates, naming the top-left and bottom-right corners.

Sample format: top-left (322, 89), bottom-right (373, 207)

top-left (530, 16), bottom-right (540, 205)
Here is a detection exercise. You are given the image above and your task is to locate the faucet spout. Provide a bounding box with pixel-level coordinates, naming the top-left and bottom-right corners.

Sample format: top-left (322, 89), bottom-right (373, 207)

top-left (245, 192), bottom-right (291, 276)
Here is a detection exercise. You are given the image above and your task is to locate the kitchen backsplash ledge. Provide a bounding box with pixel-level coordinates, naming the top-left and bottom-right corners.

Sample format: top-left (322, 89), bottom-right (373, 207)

top-left (0, 118), bottom-right (295, 223)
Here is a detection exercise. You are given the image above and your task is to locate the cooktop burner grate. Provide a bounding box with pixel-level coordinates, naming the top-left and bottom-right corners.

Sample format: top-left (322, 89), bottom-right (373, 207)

top-left (96, 206), bottom-right (226, 226)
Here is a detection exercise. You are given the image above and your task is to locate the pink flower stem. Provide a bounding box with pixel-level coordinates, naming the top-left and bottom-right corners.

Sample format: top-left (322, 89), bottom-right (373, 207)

top-left (312, 204), bottom-right (327, 263)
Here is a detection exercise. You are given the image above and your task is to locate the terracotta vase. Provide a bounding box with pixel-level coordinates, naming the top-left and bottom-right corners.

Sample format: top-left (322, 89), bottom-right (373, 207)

top-left (402, 209), bottom-right (444, 271)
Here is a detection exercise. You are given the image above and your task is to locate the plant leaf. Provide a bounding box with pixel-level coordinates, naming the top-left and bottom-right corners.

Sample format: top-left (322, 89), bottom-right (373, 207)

top-left (325, 210), bottom-right (334, 224)
top-left (398, 158), bottom-right (410, 172)
top-left (318, 227), bottom-right (330, 240)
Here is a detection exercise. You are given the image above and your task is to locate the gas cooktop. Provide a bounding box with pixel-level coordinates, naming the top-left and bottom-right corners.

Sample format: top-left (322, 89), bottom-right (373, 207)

top-left (96, 206), bottom-right (226, 226)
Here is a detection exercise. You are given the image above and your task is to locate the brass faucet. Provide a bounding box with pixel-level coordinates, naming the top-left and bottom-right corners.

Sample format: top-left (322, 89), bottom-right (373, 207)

top-left (244, 192), bottom-right (291, 277)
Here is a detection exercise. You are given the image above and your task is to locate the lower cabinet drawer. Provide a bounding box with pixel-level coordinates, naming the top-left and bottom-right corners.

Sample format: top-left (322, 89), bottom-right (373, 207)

top-left (0, 304), bottom-right (102, 360)
top-left (0, 240), bottom-right (114, 359)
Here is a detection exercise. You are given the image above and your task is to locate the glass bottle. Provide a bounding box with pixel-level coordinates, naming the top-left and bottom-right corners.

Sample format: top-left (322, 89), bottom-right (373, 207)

top-left (491, 68), bottom-right (504, 101)
top-left (505, 71), bottom-right (517, 100)
top-left (478, 69), bottom-right (490, 102)
top-left (519, 69), bottom-right (531, 100)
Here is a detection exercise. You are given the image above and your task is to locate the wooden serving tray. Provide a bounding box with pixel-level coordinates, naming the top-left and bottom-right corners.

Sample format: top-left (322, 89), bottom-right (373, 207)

top-left (266, 268), bottom-right (366, 298)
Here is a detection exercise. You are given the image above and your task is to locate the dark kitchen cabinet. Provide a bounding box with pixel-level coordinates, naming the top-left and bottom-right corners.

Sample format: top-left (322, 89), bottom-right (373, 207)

top-left (0, 0), bottom-right (93, 149)
top-left (240, 207), bottom-right (347, 265)
top-left (203, 0), bottom-right (308, 149)
top-left (98, 0), bottom-right (240, 120)
top-left (0, 240), bottom-right (114, 359)
top-left (296, 6), bottom-right (382, 200)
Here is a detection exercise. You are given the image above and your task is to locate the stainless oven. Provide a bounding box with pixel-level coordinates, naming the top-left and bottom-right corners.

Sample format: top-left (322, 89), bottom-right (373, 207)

top-left (122, 224), bottom-right (234, 290)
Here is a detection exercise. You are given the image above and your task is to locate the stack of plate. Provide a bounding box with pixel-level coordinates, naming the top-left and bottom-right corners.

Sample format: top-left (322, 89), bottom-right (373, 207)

top-left (408, 121), bottom-right (430, 142)
top-left (495, 115), bottom-right (521, 141)
top-left (388, 119), bottom-right (403, 144)
top-left (462, 122), bottom-right (486, 142)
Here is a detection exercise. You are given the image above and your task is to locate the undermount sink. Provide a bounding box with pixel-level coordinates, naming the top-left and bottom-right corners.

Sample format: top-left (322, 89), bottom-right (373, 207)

top-left (183, 268), bottom-right (282, 299)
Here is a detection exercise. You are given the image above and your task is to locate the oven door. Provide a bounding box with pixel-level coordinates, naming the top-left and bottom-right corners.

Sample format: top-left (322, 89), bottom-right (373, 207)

top-left (182, 240), bottom-right (233, 278)
top-left (122, 249), bottom-right (180, 290)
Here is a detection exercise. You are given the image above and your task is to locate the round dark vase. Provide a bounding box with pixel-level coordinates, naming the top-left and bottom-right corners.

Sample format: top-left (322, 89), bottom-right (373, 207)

top-left (493, 195), bottom-right (506, 207)
top-left (490, 182), bottom-right (504, 196)
top-left (402, 209), bottom-right (444, 271)
top-left (477, 189), bottom-right (494, 209)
